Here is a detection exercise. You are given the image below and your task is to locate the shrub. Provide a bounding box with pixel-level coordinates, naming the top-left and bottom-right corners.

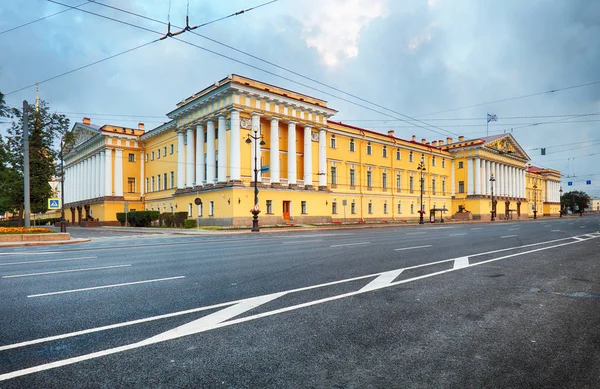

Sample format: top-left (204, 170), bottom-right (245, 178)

top-left (159, 212), bottom-right (189, 228)
top-left (117, 211), bottom-right (160, 227)
top-left (184, 219), bottom-right (197, 229)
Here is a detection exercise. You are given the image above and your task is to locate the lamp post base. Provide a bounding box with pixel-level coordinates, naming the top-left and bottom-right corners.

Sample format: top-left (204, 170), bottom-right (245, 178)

top-left (251, 212), bottom-right (260, 232)
top-left (60, 221), bottom-right (66, 233)
top-left (533, 210), bottom-right (537, 219)
top-left (419, 215), bottom-right (424, 224)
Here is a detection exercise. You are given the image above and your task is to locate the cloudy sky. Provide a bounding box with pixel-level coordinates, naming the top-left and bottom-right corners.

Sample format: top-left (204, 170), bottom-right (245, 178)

top-left (1, 0), bottom-right (599, 196)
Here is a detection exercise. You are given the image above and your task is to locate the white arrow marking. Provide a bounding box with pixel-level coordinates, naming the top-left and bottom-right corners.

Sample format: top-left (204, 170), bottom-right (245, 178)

top-left (359, 269), bottom-right (404, 293)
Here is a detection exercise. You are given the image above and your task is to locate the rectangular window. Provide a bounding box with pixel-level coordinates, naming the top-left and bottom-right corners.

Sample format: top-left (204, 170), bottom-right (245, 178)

top-left (170, 172), bottom-right (175, 188)
top-left (188, 203), bottom-right (192, 217)
top-left (157, 175), bottom-right (161, 191)
top-left (330, 136), bottom-right (336, 148)
top-left (442, 159), bottom-right (446, 168)
top-left (332, 201), bottom-right (337, 214)
top-left (157, 149), bottom-right (161, 159)
top-left (127, 177), bottom-right (135, 193)
top-left (198, 203), bottom-right (203, 217)
top-left (266, 200), bottom-right (273, 214)
top-left (382, 146), bottom-right (387, 158)
top-left (350, 167), bottom-right (356, 187)
top-left (458, 181), bottom-right (465, 193)
top-left (396, 149), bottom-right (401, 160)
top-left (151, 151), bottom-right (155, 161)
top-left (382, 172), bottom-right (387, 189)
top-left (301, 201), bottom-right (307, 214)
top-left (410, 176), bottom-right (414, 192)
top-left (349, 139), bottom-right (355, 152)
top-left (351, 201), bottom-right (356, 214)
top-left (366, 142), bottom-right (372, 155)
top-left (367, 171), bottom-right (372, 188)
top-left (432, 156), bottom-right (436, 167)
top-left (442, 180), bottom-right (446, 195)
top-left (145, 178), bottom-right (148, 193)
top-left (331, 166), bottom-right (337, 185)
top-left (409, 152), bottom-right (413, 162)
top-left (396, 174), bottom-right (401, 190)
top-left (128, 153), bottom-right (136, 162)
top-left (411, 204), bottom-right (414, 214)
top-left (397, 202), bottom-right (402, 214)
top-left (384, 202), bottom-right (388, 214)
top-left (368, 202), bottom-right (373, 214)
top-left (209, 201), bottom-right (214, 216)
top-left (170, 144), bottom-right (174, 154)
top-left (458, 161), bottom-right (464, 168)
top-left (163, 173), bottom-right (167, 190)
top-left (145, 153), bottom-right (148, 163)
top-left (432, 178), bottom-right (436, 195)
top-left (163, 147), bottom-right (167, 157)
top-left (151, 176), bottom-right (155, 192)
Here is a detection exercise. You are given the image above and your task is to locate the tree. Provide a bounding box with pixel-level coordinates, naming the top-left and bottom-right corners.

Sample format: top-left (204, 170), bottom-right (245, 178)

top-left (1, 99), bottom-right (70, 219)
top-left (561, 190), bottom-right (591, 214)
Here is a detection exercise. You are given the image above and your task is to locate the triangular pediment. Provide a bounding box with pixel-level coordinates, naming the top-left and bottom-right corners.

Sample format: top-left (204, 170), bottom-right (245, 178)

top-left (71, 123), bottom-right (101, 147)
top-left (484, 134), bottom-right (530, 161)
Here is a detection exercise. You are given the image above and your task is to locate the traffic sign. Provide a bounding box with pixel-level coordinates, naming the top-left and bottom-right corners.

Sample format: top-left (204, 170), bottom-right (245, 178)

top-left (568, 182), bottom-right (573, 186)
top-left (586, 180), bottom-right (592, 185)
top-left (48, 198), bottom-right (61, 209)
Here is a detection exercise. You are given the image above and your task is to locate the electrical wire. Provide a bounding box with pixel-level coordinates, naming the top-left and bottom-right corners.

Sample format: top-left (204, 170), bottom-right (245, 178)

top-left (0, 0), bottom-right (91, 36)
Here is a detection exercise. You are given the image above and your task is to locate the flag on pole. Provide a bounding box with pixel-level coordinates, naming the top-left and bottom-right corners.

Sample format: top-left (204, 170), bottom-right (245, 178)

top-left (487, 113), bottom-right (498, 123)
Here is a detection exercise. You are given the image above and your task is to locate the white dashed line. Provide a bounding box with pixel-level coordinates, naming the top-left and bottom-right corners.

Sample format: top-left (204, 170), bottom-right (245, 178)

top-left (0, 257), bottom-right (97, 266)
top-left (449, 233), bottom-right (467, 236)
top-left (27, 276), bottom-right (186, 298)
top-left (330, 242), bottom-right (370, 248)
top-left (282, 239), bottom-right (323, 244)
top-left (551, 230), bottom-right (561, 232)
top-left (394, 245), bottom-right (432, 251)
top-left (3, 265), bottom-right (131, 279)
top-left (501, 235), bottom-right (518, 238)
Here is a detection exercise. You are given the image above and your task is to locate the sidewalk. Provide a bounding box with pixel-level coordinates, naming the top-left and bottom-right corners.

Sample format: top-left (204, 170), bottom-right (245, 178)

top-left (0, 237), bottom-right (91, 248)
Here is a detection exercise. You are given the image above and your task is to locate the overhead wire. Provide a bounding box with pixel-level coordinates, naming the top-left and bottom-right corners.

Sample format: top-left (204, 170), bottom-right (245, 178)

top-left (0, 0), bottom-right (91, 36)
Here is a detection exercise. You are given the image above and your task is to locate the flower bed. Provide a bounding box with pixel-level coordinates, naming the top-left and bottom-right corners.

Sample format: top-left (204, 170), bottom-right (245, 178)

top-left (0, 227), bottom-right (54, 234)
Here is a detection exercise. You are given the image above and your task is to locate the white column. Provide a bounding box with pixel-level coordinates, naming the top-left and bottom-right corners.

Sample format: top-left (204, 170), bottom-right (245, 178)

top-left (484, 160), bottom-right (490, 195)
top-left (139, 151), bottom-right (144, 196)
top-left (229, 110), bottom-right (241, 181)
top-left (186, 127), bottom-right (195, 186)
top-left (451, 160), bottom-right (455, 196)
top-left (287, 122), bottom-right (297, 185)
top-left (99, 151), bottom-right (105, 197)
top-left (318, 128), bottom-right (327, 187)
top-left (206, 120), bottom-right (216, 183)
top-left (177, 130), bottom-right (185, 188)
top-left (303, 126), bottom-right (313, 186)
top-left (501, 164), bottom-right (506, 196)
top-left (475, 157), bottom-right (481, 195)
top-left (508, 166), bottom-right (512, 197)
top-left (217, 116), bottom-right (227, 183)
top-left (86, 158), bottom-right (92, 199)
top-left (96, 153), bottom-right (101, 197)
top-left (80, 161), bottom-right (85, 200)
top-left (251, 114), bottom-right (261, 182)
top-left (467, 158), bottom-right (474, 195)
top-left (270, 117), bottom-right (280, 184)
top-left (75, 163), bottom-right (79, 201)
top-left (91, 154), bottom-right (96, 197)
top-left (114, 149), bottom-right (123, 196)
top-left (495, 163), bottom-right (500, 197)
top-left (512, 166), bottom-right (516, 197)
top-left (105, 149), bottom-right (112, 196)
top-left (196, 124), bottom-right (205, 186)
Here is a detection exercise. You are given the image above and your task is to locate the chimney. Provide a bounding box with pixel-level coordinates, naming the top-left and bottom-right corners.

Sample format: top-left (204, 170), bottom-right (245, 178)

top-left (412, 135), bottom-right (416, 142)
top-left (138, 122), bottom-right (145, 131)
top-left (458, 135), bottom-right (465, 141)
top-left (439, 140), bottom-right (444, 146)
top-left (82, 117), bottom-right (91, 126)
top-left (387, 130), bottom-right (395, 137)
top-left (432, 140), bottom-right (438, 146)
top-left (421, 138), bottom-right (427, 144)
top-left (446, 137), bottom-right (453, 144)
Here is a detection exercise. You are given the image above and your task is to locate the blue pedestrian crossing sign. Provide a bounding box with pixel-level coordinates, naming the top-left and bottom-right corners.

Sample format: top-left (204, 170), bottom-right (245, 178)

top-left (586, 180), bottom-right (592, 185)
top-left (48, 198), bottom-right (61, 209)
top-left (568, 182), bottom-right (573, 186)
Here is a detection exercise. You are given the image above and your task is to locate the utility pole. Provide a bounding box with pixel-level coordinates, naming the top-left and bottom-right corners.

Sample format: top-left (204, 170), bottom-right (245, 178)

top-left (23, 100), bottom-right (31, 228)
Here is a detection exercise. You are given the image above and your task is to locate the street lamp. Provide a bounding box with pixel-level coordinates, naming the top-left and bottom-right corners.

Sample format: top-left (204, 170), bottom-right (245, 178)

top-left (245, 127), bottom-right (266, 232)
top-left (559, 186), bottom-right (563, 218)
top-left (489, 173), bottom-right (496, 221)
top-left (58, 135), bottom-right (67, 233)
top-left (532, 184), bottom-right (538, 219)
top-left (417, 156), bottom-right (426, 224)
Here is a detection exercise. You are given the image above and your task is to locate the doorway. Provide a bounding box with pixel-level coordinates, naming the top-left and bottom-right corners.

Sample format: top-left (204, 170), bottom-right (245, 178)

top-left (283, 201), bottom-right (291, 221)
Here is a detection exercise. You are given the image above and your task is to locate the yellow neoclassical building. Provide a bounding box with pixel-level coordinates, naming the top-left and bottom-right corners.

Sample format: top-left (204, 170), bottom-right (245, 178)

top-left (63, 74), bottom-right (562, 226)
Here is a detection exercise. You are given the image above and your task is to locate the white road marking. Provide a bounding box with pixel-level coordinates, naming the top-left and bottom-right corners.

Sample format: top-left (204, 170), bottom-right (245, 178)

top-left (394, 245), bottom-right (432, 251)
top-left (501, 235), bottom-right (518, 238)
top-left (551, 230), bottom-right (561, 232)
top-left (406, 232), bottom-right (427, 235)
top-left (470, 228), bottom-right (483, 230)
top-left (508, 228), bottom-right (520, 231)
top-left (580, 226), bottom-right (587, 228)
top-left (27, 276), bottom-right (185, 298)
top-left (282, 239), bottom-right (323, 244)
top-left (452, 257), bottom-right (470, 270)
top-left (330, 242), bottom-right (370, 248)
top-left (2, 234), bottom-right (597, 381)
top-left (449, 233), bottom-right (467, 236)
top-left (0, 257), bottom-right (97, 266)
top-left (359, 269), bottom-right (404, 292)
top-left (2, 265), bottom-right (131, 279)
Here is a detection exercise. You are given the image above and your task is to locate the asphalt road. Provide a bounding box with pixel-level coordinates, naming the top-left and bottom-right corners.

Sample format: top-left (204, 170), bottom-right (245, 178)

top-left (1, 216), bottom-right (600, 388)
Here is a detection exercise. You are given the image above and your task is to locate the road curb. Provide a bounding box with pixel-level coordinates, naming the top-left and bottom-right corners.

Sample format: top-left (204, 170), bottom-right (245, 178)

top-left (0, 238), bottom-right (91, 248)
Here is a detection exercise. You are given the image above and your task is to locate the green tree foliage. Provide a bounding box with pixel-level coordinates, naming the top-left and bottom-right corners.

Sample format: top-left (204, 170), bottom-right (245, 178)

top-left (561, 190), bottom-right (591, 214)
top-left (0, 99), bottom-right (69, 216)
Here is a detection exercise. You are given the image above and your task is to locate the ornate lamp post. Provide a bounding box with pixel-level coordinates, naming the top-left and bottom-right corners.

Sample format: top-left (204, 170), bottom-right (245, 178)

top-left (532, 184), bottom-right (538, 219)
top-left (489, 173), bottom-right (496, 221)
top-left (417, 156), bottom-right (426, 224)
top-left (559, 186), bottom-right (563, 218)
top-left (245, 127), bottom-right (266, 232)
